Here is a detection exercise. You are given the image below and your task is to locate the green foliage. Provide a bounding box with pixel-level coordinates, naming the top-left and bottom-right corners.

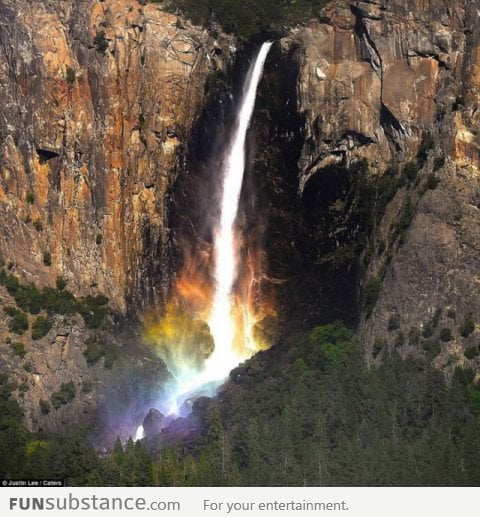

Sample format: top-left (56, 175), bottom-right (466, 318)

top-left (464, 346), bottom-right (480, 360)
top-left (422, 322), bottom-right (434, 339)
top-left (82, 382), bottom-right (93, 394)
top-left (433, 155), bottom-right (446, 171)
top-left (5, 307), bottom-right (29, 334)
top-left (26, 192), bottom-right (35, 204)
top-left (452, 96), bottom-right (465, 111)
top-left (94, 31), bottom-right (108, 55)
top-left (39, 399), bottom-right (50, 415)
top-left (387, 313), bottom-right (401, 331)
top-left (426, 173), bottom-right (439, 190)
top-left (2, 321), bottom-right (480, 487)
top-left (163, 0), bottom-right (328, 38)
top-left (364, 277), bottom-right (382, 318)
top-left (11, 341), bottom-right (26, 358)
top-left (77, 295), bottom-right (110, 329)
top-left (447, 308), bottom-right (456, 319)
top-left (417, 131), bottom-right (435, 167)
top-left (43, 252), bottom-right (52, 266)
top-left (31, 316), bottom-right (52, 340)
top-left (403, 161), bottom-right (418, 182)
top-left (408, 327), bottom-right (421, 347)
top-left (439, 328), bottom-right (452, 342)
top-left (149, 323), bottom-right (480, 486)
top-left (459, 315), bottom-right (476, 338)
top-left (423, 339), bottom-right (441, 358)
top-left (51, 382), bottom-right (76, 410)
top-left (0, 268), bottom-right (110, 328)
top-left (373, 336), bottom-right (386, 358)
top-left (394, 331), bottom-right (405, 348)
top-left (467, 384), bottom-right (480, 414)
top-left (432, 308), bottom-right (442, 328)
top-left (392, 195), bottom-right (414, 245)
top-left (66, 66), bottom-right (75, 84)
top-left (307, 322), bottom-right (354, 366)
top-left (56, 276), bottom-right (67, 290)
top-left (95, 233), bottom-right (103, 245)
top-left (83, 337), bottom-right (118, 368)
top-left (205, 69), bottom-right (228, 94)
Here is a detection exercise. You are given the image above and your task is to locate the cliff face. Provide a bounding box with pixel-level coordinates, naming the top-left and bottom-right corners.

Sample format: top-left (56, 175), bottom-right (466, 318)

top-left (0, 0), bottom-right (234, 314)
top-left (2, 0), bottom-right (480, 435)
top-left (272, 0), bottom-right (480, 374)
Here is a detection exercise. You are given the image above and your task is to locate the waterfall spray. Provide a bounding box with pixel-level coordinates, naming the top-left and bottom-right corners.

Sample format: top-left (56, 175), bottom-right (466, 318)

top-left (143, 42), bottom-right (273, 419)
top-left (203, 41), bottom-right (273, 382)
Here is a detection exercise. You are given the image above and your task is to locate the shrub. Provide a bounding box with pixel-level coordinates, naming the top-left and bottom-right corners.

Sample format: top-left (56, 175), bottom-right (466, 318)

top-left (364, 278), bottom-right (382, 318)
top-left (5, 308), bottom-right (29, 334)
top-left (23, 362), bottom-right (32, 372)
top-left (403, 161), bottom-right (418, 182)
top-left (26, 192), bottom-right (35, 204)
top-left (82, 382), bottom-right (93, 394)
top-left (372, 337), bottom-right (386, 358)
top-left (18, 382), bottom-right (28, 393)
top-left (467, 383), bottom-right (480, 414)
top-left (432, 308), bottom-right (442, 328)
top-left (84, 337), bottom-right (119, 369)
top-left (426, 173), bottom-right (439, 190)
top-left (433, 155), bottom-right (446, 171)
top-left (11, 341), bottom-right (26, 358)
top-left (39, 399), bottom-right (50, 415)
top-left (77, 295), bottom-right (109, 329)
top-left (423, 339), bottom-right (441, 358)
top-left (387, 313), bottom-right (401, 332)
top-left (95, 233), bottom-right (103, 245)
top-left (422, 322), bottom-right (434, 339)
top-left (94, 31), bottom-right (108, 55)
top-left (162, 0), bottom-right (329, 38)
top-left (452, 96), bottom-right (465, 111)
top-left (51, 382), bottom-right (75, 410)
top-left (103, 348), bottom-right (118, 369)
top-left (459, 314), bottom-right (476, 338)
top-left (394, 331), bottom-right (405, 347)
top-left (66, 66), bottom-right (75, 84)
top-left (83, 338), bottom-right (104, 365)
top-left (417, 131), bottom-right (434, 166)
top-left (4, 306), bottom-right (19, 317)
top-left (204, 69), bottom-right (228, 94)
top-left (31, 316), bottom-right (52, 340)
top-left (408, 327), bottom-right (421, 347)
top-left (464, 346), bottom-right (480, 360)
top-left (447, 308), bottom-right (456, 319)
top-left (43, 252), bottom-right (52, 266)
top-left (0, 267), bottom-right (111, 327)
top-left (33, 220), bottom-right (43, 232)
top-left (392, 196), bottom-right (415, 245)
top-left (56, 277), bottom-right (67, 290)
top-left (439, 328), bottom-right (452, 342)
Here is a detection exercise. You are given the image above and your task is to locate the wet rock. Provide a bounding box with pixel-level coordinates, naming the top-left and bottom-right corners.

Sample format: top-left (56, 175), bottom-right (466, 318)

top-left (143, 408), bottom-right (165, 437)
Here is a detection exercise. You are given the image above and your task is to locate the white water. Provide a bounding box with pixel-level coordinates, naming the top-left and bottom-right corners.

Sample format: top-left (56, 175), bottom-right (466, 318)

top-left (166, 42), bottom-right (273, 413)
top-left (205, 41), bottom-right (273, 380)
top-left (133, 43), bottom-right (273, 433)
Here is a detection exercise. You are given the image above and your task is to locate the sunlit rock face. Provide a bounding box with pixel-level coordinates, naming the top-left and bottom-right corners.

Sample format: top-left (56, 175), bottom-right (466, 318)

top-left (0, 0), bottom-right (235, 315)
top-left (271, 0), bottom-right (480, 372)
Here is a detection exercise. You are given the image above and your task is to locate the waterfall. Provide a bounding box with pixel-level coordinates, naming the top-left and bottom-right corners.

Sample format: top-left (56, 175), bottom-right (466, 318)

top-left (203, 41), bottom-right (273, 382)
top-left (143, 42), bottom-right (273, 421)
